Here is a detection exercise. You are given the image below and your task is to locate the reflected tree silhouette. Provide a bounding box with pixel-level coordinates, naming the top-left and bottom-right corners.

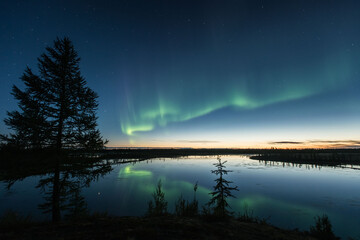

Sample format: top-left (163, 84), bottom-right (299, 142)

top-left (2, 154), bottom-right (112, 222)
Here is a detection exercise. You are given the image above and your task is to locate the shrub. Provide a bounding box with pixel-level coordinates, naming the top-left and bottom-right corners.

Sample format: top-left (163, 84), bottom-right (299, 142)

top-left (146, 179), bottom-right (168, 216)
top-left (175, 182), bottom-right (199, 217)
top-left (310, 214), bottom-right (339, 240)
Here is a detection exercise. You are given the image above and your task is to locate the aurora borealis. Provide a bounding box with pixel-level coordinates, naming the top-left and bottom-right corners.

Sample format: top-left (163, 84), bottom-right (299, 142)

top-left (1, 0), bottom-right (360, 148)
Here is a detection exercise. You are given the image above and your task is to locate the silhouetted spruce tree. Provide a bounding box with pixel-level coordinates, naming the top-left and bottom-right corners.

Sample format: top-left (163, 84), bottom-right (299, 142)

top-left (2, 37), bottom-right (107, 150)
top-left (207, 156), bottom-right (238, 218)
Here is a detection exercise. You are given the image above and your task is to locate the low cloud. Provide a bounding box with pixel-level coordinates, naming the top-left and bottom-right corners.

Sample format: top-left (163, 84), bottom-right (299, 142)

top-left (269, 140), bottom-right (360, 148)
top-left (308, 140), bottom-right (360, 145)
top-left (269, 141), bottom-right (304, 145)
top-left (177, 140), bottom-right (220, 144)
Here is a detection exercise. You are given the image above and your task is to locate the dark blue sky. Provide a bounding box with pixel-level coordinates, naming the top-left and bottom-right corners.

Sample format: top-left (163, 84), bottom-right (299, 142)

top-left (1, 0), bottom-right (360, 148)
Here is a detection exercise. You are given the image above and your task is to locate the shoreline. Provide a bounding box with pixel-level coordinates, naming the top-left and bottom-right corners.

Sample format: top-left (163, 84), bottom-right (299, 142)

top-left (1, 149), bottom-right (360, 182)
top-left (0, 215), bottom-right (319, 240)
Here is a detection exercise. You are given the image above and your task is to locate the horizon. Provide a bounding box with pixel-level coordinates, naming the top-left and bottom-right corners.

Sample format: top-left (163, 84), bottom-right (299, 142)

top-left (104, 145), bottom-right (360, 150)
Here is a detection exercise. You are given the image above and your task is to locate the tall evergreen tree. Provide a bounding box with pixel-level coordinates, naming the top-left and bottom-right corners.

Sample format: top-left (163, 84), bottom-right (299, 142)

top-left (2, 37), bottom-right (107, 150)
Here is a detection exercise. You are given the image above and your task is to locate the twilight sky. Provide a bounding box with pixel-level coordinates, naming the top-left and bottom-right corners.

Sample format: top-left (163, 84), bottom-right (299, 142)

top-left (1, 0), bottom-right (360, 148)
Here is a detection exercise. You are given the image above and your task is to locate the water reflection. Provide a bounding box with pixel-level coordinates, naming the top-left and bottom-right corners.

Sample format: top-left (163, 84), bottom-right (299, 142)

top-left (1, 155), bottom-right (360, 239)
top-left (2, 155), bottom-right (112, 222)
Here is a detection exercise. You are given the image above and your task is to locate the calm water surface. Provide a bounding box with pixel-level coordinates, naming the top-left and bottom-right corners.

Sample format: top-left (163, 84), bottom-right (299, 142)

top-left (1, 155), bottom-right (359, 239)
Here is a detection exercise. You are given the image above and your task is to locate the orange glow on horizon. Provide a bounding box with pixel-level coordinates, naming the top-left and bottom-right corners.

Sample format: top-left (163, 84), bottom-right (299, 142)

top-left (106, 140), bottom-right (360, 149)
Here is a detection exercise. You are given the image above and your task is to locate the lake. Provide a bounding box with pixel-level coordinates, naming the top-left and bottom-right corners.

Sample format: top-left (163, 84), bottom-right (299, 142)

top-left (1, 155), bottom-right (359, 239)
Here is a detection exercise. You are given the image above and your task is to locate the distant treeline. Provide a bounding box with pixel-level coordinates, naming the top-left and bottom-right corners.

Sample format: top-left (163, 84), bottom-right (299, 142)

top-left (1, 148), bottom-right (360, 174)
top-left (78, 148), bottom-right (360, 161)
top-left (251, 150), bottom-right (360, 166)
top-left (2, 147), bottom-right (360, 160)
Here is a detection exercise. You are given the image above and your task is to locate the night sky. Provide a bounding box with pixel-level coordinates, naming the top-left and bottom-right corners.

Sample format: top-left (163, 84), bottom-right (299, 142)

top-left (1, 0), bottom-right (360, 148)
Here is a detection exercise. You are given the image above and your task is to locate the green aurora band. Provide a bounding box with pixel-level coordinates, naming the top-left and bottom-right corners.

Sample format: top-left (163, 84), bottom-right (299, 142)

top-left (120, 50), bottom-right (357, 137)
top-left (118, 165), bottom-right (153, 177)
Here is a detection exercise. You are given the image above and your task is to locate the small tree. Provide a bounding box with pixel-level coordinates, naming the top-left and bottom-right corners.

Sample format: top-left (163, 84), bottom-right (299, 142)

top-left (207, 156), bottom-right (238, 218)
top-left (175, 182), bottom-right (199, 217)
top-left (2, 37), bottom-right (107, 150)
top-left (147, 180), bottom-right (168, 216)
top-left (310, 214), bottom-right (339, 240)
